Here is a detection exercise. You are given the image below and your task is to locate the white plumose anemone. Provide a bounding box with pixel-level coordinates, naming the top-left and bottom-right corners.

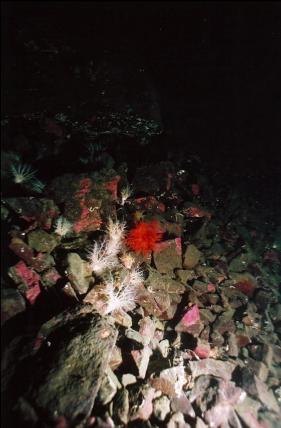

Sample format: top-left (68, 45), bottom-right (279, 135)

top-left (88, 218), bottom-right (126, 275)
top-left (10, 162), bottom-right (37, 184)
top-left (103, 267), bottom-right (143, 315)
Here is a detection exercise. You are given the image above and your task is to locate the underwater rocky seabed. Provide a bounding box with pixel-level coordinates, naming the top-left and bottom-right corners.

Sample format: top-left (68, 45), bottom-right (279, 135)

top-left (2, 109), bottom-right (281, 428)
top-left (1, 7), bottom-right (281, 428)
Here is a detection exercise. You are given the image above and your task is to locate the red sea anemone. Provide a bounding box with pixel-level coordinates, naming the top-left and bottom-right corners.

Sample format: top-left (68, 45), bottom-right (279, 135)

top-left (126, 220), bottom-right (164, 255)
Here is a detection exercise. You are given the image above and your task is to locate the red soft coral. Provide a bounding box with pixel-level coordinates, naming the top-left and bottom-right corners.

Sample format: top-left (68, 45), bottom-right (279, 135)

top-left (126, 220), bottom-right (164, 255)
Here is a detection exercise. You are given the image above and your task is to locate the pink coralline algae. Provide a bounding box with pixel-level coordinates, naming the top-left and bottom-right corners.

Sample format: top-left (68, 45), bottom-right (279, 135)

top-left (181, 304), bottom-right (200, 327)
top-left (73, 178), bottom-right (102, 233)
top-left (73, 205), bottom-right (102, 233)
top-left (14, 261), bottom-right (41, 304)
top-left (175, 237), bottom-right (182, 256)
top-left (74, 178), bottom-right (92, 198)
top-left (194, 339), bottom-right (211, 359)
top-left (153, 237), bottom-right (182, 256)
top-left (103, 176), bottom-right (121, 201)
top-left (134, 196), bottom-right (166, 213)
top-left (207, 283), bottom-right (216, 292)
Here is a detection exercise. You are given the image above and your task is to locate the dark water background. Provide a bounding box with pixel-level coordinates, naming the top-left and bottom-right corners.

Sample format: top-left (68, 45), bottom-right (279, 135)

top-left (2, 2), bottom-right (281, 187)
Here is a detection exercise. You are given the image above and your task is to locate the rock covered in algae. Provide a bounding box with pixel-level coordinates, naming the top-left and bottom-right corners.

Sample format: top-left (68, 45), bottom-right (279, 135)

top-left (15, 305), bottom-right (118, 427)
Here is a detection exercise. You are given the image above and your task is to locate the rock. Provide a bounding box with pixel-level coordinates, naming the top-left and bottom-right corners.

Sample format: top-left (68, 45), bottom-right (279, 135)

top-left (247, 358), bottom-right (269, 382)
top-left (254, 289), bottom-right (274, 310)
top-left (8, 261), bottom-right (42, 305)
top-left (212, 309), bottom-right (236, 335)
top-left (110, 309), bottom-right (132, 328)
top-left (134, 195), bottom-right (166, 213)
top-left (66, 252), bottom-right (92, 295)
top-left (234, 396), bottom-right (261, 428)
top-left (194, 265), bottom-right (220, 283)
top-left (137, 267), bottom-right (185, 319)
top-left (206, 295), bottom-right (220, 305)
top-left (94, 415), bottom-right (115, 427)
top-left (222, 287), bottom-right (248, 308)
top-left (181, 320), bottom-right (205, 338)
top-left (132, 161), bottom-right (175, 195)
top-left (175, 269), bottom-right (196, 284)
top-left (125, 328), bottom-right (144, 345)
top-left (182, 203), bottom-right (212, 220)
top-left (9, 237), bottom-right (35, 265)
top-left (157, 339), bottom-right (170, 358)
top-left (48, 172), bottom-right (120, 234)
top-left (189, 359), bottom-right (237, 381)
top-left (178, 304), bottom-right (200, 327)
top-left (130, 386), bottom-right (156, 421)
top-left (192, 280), bottom-right (212, 295)
top-left (3, 197), bottom-right (59, 230)
top-left (31, 253), bottom-right (55, 272)
top-left (195, 417), bottom-right (208, 428)
top-left (109, 346), bottom-right (123, 371)
top-left (189, 375), bottom-right (215, 407)
top-left (235, 332), bottom-right (251, 348)
top-left (272, 344), bottom-right (281, 365)
top-left (248, 344), bottom-right (264, 361)
top-left (165, 221), bottom-right (183, 236)
top-left (138, 316), bottom-right (156, 346)
top-left (41, 268), bottom-right (61, 288)
top-left (1, 288), bottom-right (26, 325)
top-left (121, 374), bottom-right (137, 387)
top-left (13, 305), bottom-right (118, 427)
top-left (131, 346), bottom-right (153, 379)
top-left (167, 412), bottom-right (191, 428)
top-left (210, 330), bottom-right (225, 347)
top-left (61, 282), bottom-right (79, 303)
top-left (114, 388), bottom-right (130, 425)
top-left (153, 395), bottom-right (171, 421)
top-left (176, 305), bottom-right (204, 337)
top-left (200, 325), bottom-right (210, 342)
top-left (12, 397), bottom-right (39, 426)
top-left (153, 239), bottom-right (182, 275)
top-left (150, 377), bottom-right (175, 398)
top-left (163, 302), bottom-right (181, 321)
top-left (194, 339), bottom-right (211, 359)
top-left (83, 284), bottom-right (105, 310)
top-left (98, 368), bottom-right (120, 405)
top-left (254, 377), bottom-right (280, 413)
top-left (227, 333), bottom-right (239, 358)
top-left (190, 376), bottom-right (245, 428)
top-left (1, 204), bottom-right (9, 220)
top-left (230, 272), bottom-right (257, 298)
top-left (205, 404), bottom-right (242, 428)
top-left (159, 366), bottom-right (187, 397)
top-left (183, 244), bottom-right (201, 269)
top-left (57, 234), bottom-right (89, 250)
top-left (229, 252), bottom-right (253, 272)
top-left (27, 230), bottom-right (59, 253)
top-left (171, 393), bottom-right (195, 417)
top-left (199, 308), bottom-right (216, 324)
top-left (233, 366), bottom-right (280, 413)
top-left (270, 303), bottom-right (281, 323)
